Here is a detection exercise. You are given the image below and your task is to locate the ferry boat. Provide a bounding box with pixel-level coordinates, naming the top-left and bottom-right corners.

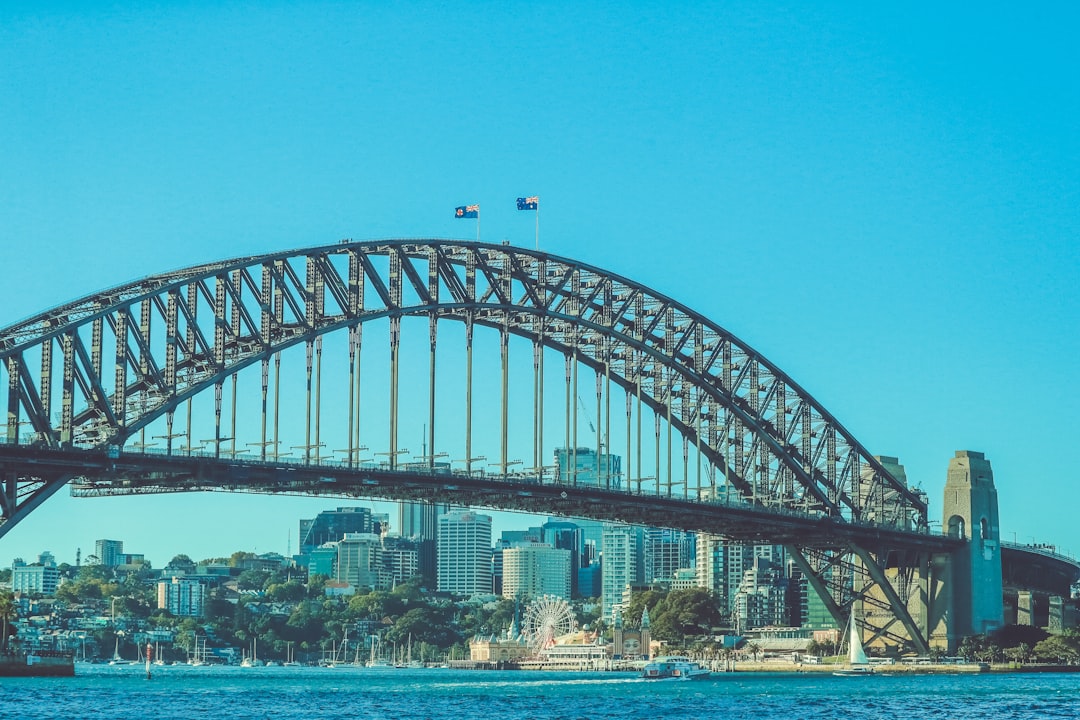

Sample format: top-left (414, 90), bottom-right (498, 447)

top-left (640, 656), bottom-right (711, 681)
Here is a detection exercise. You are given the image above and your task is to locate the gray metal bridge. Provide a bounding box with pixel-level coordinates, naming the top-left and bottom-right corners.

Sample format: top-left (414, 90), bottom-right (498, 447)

top-left (0, 239), bottom-right (963, 651)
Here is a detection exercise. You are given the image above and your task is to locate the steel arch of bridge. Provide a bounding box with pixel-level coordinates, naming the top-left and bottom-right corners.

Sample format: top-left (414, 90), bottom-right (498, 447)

top-left (0, 239), bottom-right (944, 651)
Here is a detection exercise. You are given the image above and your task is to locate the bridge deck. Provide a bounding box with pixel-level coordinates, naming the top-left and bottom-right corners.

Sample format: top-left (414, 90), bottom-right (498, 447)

top-left (1, 443), bottom-right (959, 552)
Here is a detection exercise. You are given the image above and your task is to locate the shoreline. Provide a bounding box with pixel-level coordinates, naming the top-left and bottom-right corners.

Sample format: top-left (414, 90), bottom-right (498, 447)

top-left (457, 660), bottom-right (1080, 675)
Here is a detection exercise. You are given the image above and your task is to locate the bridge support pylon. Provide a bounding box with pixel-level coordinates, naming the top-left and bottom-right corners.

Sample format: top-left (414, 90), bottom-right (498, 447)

top-left (929, 450), bottom-right (1004, 651)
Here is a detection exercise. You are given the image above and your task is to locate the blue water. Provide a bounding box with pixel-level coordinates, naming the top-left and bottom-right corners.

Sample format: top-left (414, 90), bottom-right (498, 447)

top-left (1, 665), bottom-right (1078, 719)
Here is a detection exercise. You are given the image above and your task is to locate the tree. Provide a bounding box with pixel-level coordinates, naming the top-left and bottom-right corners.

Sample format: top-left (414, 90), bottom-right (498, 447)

top-left (237, 569), bottom-right (271, 591)
top-left (229, 551), bottom-right (258, 567)
top-left (655, 588), bottom-right (723, 641)
top-left (387, 606), bottom-right (460, 648)
top-left (0, 591), bottom-right (15, 653)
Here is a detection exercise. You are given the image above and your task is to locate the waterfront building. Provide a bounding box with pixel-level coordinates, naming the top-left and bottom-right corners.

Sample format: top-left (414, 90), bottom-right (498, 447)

top-left (335, 533), bottom-right (386, 591)
top-left (95, 539), bottom-right (124, 567)
top-left (502, 543), bottom-right (572, 600)
top-left (437, 510), bottom-right (492, 596)
top-left (157, 576), bottom-right (207, 617)
top-left (470, 614), bottom-right (530, 663)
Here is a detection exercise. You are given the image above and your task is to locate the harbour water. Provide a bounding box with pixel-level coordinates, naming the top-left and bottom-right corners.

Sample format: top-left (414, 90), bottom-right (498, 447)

top-left (1, 665), bottom-right (1078, 719)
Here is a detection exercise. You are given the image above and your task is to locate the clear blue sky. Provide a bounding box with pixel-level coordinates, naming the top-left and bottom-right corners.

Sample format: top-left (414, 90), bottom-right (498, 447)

top-left (2, 2), bottom-right (1077, 566)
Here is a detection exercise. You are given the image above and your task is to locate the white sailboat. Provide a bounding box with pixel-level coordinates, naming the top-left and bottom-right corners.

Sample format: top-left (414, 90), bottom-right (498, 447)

top-left (833, 616), bottom-right (874, 676)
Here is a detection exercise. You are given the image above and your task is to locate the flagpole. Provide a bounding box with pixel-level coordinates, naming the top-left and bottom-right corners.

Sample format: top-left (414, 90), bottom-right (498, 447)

top-left (477, 208), bottom-right (481, 243)
top-left (535, 202), bottom-right (539, 251)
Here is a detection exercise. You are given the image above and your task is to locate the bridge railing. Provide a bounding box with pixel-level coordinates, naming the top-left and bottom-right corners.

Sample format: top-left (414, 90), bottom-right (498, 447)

top-left (1001, 540), bottom-right (1077, 566)
top-left (49, 445), bottom-right (933, 536)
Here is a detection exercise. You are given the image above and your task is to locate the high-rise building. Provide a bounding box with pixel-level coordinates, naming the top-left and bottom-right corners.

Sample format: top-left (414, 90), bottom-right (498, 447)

top-left (381, 536), bottom-right (420, 586)
top-left (554, 447), bottom-right (621, 489)
top-left (307, 543), bottom-right (338, 578)
top-left (541, 520), bottom-right (584, 597)
top-left (437, 510), bottom-right (492, 596)
top-left (299, 507), bottom-right (374, 555)
top-left (399, 500), bottom-right (450, 584)
top-left (644, 528), bottom-right (694, 585)
top-left (95, 539), bottom-right (124, 567)
top-left (491, 528), bottom-right (545, 595)
top-left (501, 543), bottom-right (572, 600)
top-left (336, 533), bottom-right (386, 590)
top-left (157, 577), bottom-right (207, 617)
top-left (601, 523), bottom-right (644, 621)
top-left (696, 533), bottom-right (788, 625)
top-left (732, 555), bottom-right (788, 631)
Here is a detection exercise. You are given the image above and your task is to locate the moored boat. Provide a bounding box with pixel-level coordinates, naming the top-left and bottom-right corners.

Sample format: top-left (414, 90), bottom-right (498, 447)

top-left (641, 656), bottom-right (710, 680)
top-left (0, 650), bottom-right (75, 677)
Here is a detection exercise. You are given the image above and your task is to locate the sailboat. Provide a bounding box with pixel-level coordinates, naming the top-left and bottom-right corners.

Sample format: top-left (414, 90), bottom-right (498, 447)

top-left (832, 616), bottom-right (874, 676)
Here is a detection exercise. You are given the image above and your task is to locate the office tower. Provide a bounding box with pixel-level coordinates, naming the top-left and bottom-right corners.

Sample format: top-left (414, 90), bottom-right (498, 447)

top-left (299, 507), bottom-right (373, 555)
top-left (336, 533), bottom-right (386, 590)
top-left (437, 510), bottom-right (492, 596)
top-left (95, 539), bottom-right (124, 567)
top-left (541, 520), bottom-right (584, 597)
top-left (644, 527), bottom-right (694, 585)
top-left (501, 543), bottom-right (572, 600)
top-left (554, 447), bottom-right (621, 489)
top-left (381, 535), bottom-right (420, 586)
top-left (399, 500), bottom-right (450, 584)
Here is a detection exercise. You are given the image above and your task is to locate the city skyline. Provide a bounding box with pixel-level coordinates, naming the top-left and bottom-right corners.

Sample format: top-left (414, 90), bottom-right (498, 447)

top-left (2, 4), bottom-right (1078, 565)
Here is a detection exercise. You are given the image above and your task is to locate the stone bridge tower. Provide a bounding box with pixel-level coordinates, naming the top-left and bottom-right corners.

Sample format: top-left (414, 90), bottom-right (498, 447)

top-left (934, 450), bottom-right (1004, 648)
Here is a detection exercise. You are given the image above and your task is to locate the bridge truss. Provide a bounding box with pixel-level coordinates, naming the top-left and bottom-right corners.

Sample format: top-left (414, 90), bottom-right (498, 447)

top-left (0, 239), bottom-right (955, 651)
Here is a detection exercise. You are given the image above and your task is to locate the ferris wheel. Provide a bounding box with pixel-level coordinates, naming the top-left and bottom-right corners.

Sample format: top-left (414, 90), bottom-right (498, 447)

top-left (522, 595), bottom-right (577, 655)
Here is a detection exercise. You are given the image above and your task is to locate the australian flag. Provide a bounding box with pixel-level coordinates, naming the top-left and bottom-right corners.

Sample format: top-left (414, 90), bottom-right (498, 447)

top-left (455, 204), bottom-right (479, 219)
top-left (516, 196), bottom-right (539, 210)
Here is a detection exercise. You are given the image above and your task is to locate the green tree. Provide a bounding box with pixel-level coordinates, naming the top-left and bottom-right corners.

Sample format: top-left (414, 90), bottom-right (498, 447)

top-left (0, 591), bottom-right (16, 652)
top-left (230, 551), bottom-right (258, 567)
top-left (387, 606), bottom-right (461, 648)
top-left (237, 569), bottom-right (271, 591)
top-left (655, 588), bottom-right (723, 641)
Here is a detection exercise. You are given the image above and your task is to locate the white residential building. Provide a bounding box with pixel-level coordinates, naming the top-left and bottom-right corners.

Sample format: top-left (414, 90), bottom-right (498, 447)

top-left (11, 554), bottom-right (59, 596)
top-left (157, 577), bottom-right (207, 617)
top-left (601, 523), bottom-right (643, 622)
